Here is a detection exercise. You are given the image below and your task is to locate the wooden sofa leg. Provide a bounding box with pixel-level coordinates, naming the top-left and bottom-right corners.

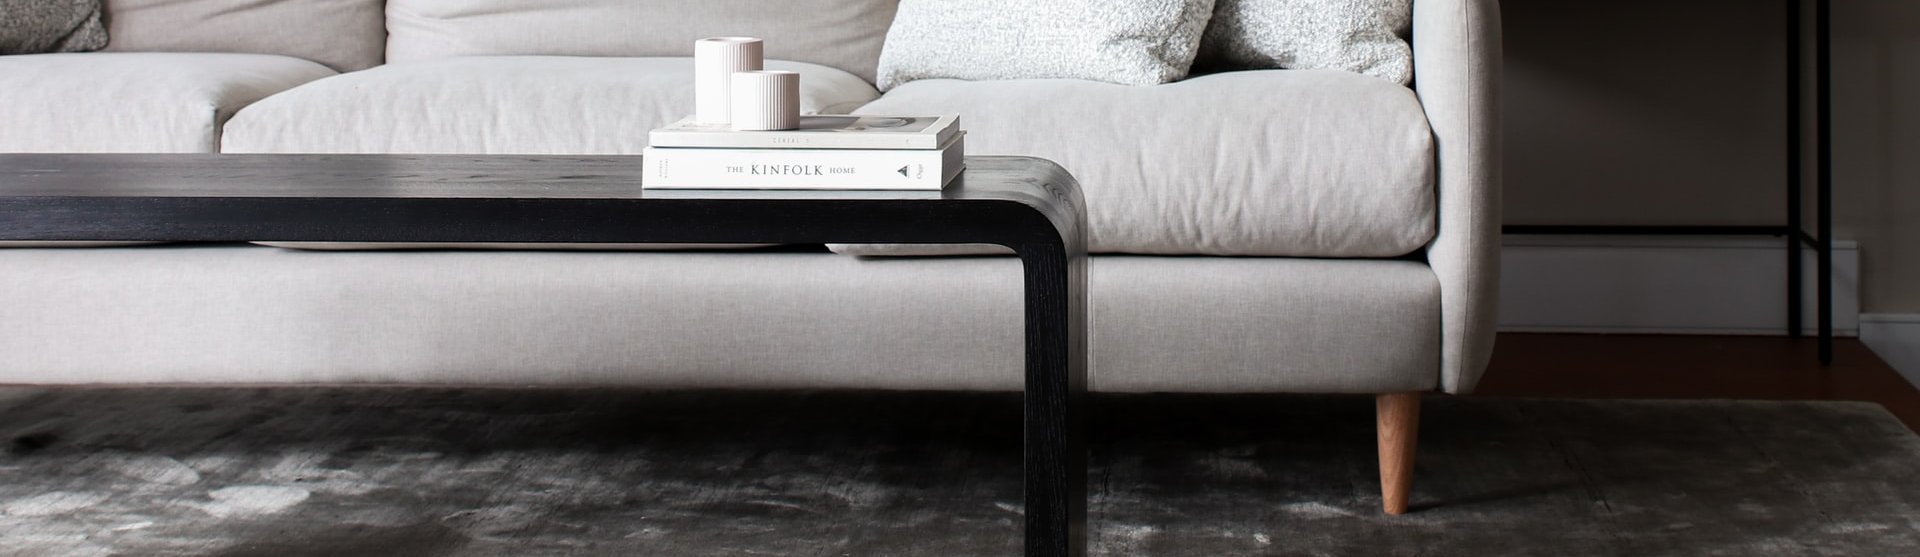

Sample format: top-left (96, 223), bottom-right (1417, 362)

top-left (1376, 392), bottom-right (1421, 515)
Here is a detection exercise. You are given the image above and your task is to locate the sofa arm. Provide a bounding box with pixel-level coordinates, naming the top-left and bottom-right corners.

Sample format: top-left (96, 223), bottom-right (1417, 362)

top-left (1415, 0), bottom-right (1503, 394)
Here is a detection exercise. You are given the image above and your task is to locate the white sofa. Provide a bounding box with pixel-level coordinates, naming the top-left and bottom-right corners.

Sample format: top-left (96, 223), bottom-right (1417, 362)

top-left (0, 0), bottom-right (1502, 513)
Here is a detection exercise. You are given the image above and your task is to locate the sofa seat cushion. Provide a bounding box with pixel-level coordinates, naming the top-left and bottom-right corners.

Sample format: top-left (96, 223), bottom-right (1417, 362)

top-left (852, 69), bottom-right (1436, 257)
top-left (0, 246), bottom-right (1438, 393)
top-left (221, 56), bottom-right (881, 154)
top-left (0, 52), bottom-right (335, 153)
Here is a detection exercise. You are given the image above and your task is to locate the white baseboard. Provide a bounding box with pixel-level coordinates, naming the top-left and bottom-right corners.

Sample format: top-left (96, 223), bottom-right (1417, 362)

top-left (1496, 235), bottom-right (1859, 336)
top-left (1863, 314), bottom-right (1920, 388)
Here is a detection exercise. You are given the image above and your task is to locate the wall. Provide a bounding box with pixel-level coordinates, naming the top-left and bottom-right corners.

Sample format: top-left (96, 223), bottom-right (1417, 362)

top-left (1502, 0), bottom-right (1919, 313)
top-left (1831, 0), bottom-right (1920, 314)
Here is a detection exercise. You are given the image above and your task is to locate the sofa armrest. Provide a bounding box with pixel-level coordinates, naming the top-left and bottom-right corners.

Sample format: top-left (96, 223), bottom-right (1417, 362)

top-left (1415, 0), bottom-right (1503, 394)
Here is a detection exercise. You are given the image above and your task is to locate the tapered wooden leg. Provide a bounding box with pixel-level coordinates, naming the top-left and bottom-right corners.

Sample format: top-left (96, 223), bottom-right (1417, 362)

top-left (1376, 392), bottom-right (1421, 515)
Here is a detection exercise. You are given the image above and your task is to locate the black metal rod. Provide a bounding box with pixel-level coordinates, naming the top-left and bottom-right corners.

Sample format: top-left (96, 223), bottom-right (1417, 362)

top-left (1500, 2), bottom-right (1832, 367)
top-left (1502, 225), bottom-right (1795, 236)
top-left (1817, 0), bottom-right (1835, 364)
top-left (1787, 0), bottom-right (1805, 338)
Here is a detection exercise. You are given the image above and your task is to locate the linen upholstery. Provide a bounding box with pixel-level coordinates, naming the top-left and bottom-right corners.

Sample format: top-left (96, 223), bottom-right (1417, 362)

top-left (385, 0), bottom-right (899, 84)
top-left (847, 70), bottom-right (1435, 257)
top-left (0, 52), bottom-right (334, 153)
top-left (222, 57), bottom-right (878, 154)
top-left (0, 247), bottom-right (1440, 394)
top-left (0, 0), bottom-right (1503, 399)
top-left (874, 0), bottom-right (1216, 91)
top-left (1416, 0), bottom-right (1503, 393)
top-left (101, 0), bottom-right (387, 71)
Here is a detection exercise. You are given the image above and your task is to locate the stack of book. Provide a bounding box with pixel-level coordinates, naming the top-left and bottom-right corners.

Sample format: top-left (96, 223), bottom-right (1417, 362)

top-left (642, 115), bottom-right (964, 191)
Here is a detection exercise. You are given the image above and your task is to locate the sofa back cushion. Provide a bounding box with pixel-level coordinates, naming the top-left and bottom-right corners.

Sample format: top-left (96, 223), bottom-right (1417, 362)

top-left (385, 0), bottom-right (899, 84)
top-left (101, 0), bottom-right (387, 71)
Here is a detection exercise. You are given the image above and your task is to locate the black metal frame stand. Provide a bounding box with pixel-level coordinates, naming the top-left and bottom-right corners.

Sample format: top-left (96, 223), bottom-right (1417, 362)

top-left (1503, 0), bottom-right (1835, 364)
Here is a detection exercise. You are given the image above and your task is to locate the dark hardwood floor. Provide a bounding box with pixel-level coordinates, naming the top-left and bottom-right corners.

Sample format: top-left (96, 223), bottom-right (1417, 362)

top-left (1475, 333), bottom-right (1920, 432)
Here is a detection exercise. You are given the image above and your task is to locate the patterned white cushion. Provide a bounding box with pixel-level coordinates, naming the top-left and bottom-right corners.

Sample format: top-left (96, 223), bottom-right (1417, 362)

top-left (875, 0), bottom-right (1216, 91)
top-left (0, 0), bottom-right (107, 54)
top-left (1199, 0), bottom-right (1413, 85)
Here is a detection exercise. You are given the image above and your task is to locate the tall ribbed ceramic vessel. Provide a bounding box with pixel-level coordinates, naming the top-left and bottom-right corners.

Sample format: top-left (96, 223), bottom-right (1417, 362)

top-left (694, 37), bottom-right (764, 124)
top-left (729, 70), bottom-right (801, 131)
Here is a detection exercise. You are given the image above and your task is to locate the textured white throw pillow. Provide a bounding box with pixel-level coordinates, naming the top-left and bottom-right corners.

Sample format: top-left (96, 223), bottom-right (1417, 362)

top-left (1200, 0), bottom-right (1413, 85)
top-left (875, 0), bottom-right (1216, 91)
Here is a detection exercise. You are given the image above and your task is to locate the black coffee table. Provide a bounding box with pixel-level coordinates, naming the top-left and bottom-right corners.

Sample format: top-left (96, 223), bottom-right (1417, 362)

top-left (0, 154), bottom-right (1089, 557)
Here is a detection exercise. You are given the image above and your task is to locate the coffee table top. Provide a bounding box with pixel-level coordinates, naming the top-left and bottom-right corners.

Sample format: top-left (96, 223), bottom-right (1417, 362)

top-left (0, 154), bottom-right (1036, 199)
top-left (0, 154), bottom-right (1084, 250)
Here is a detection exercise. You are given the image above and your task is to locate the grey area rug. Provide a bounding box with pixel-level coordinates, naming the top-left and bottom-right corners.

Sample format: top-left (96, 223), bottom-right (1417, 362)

top-left (2, 388), bottom-right (1918, 556)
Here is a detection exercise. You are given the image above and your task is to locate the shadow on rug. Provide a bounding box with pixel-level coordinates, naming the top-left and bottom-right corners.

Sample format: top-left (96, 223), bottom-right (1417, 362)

top-left (1, 388), bottom-right (1917, 556)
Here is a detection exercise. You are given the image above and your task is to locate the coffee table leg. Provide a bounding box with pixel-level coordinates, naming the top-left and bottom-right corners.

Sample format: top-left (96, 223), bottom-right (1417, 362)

top-left (1019, 244), bottom-right (1087, 557)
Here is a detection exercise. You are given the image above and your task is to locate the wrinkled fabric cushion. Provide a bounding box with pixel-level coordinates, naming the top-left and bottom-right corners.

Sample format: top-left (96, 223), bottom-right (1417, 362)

top-left (102, 0), bottom-right (386, 71)
top-left (875, 0), bottom-right (1215, 91)
top-left (385, 0), bottom-right (899, 84)
top-left (223, 56), bottom-right (872, 251)
top-left (223, 57), bottom-right (880, 154)
top-left (849, 70), bottom-right (1435, 257)
top-left (0, 0), bottom-right (107, 54)
top-left (0, 52), bottom-right (335, 153)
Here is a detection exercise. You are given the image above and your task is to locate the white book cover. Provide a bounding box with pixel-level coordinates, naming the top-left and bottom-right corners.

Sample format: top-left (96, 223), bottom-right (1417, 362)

top-left (643, 134), bottom-right (964, 191)
top-left (648, 115), bottom-right (961, 150)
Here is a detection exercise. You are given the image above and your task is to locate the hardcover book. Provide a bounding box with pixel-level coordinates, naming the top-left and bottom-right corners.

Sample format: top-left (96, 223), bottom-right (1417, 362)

top-left (649, 115), bottom-right (961, 150)
top-left (642, 134), bottom-right (964, 191)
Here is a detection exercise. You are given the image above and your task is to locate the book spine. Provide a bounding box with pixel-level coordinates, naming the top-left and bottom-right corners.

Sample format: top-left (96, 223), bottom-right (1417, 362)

top-left (644, 144), bottom-right (958, 190)
top-left (647, 131), bottom-right (937, 150)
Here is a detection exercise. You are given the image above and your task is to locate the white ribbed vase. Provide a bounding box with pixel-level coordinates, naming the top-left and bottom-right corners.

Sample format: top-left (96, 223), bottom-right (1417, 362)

top-left (729, 70), bottom-right (801, 131)
top-left (694, 37), bottom-right (763, 124)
